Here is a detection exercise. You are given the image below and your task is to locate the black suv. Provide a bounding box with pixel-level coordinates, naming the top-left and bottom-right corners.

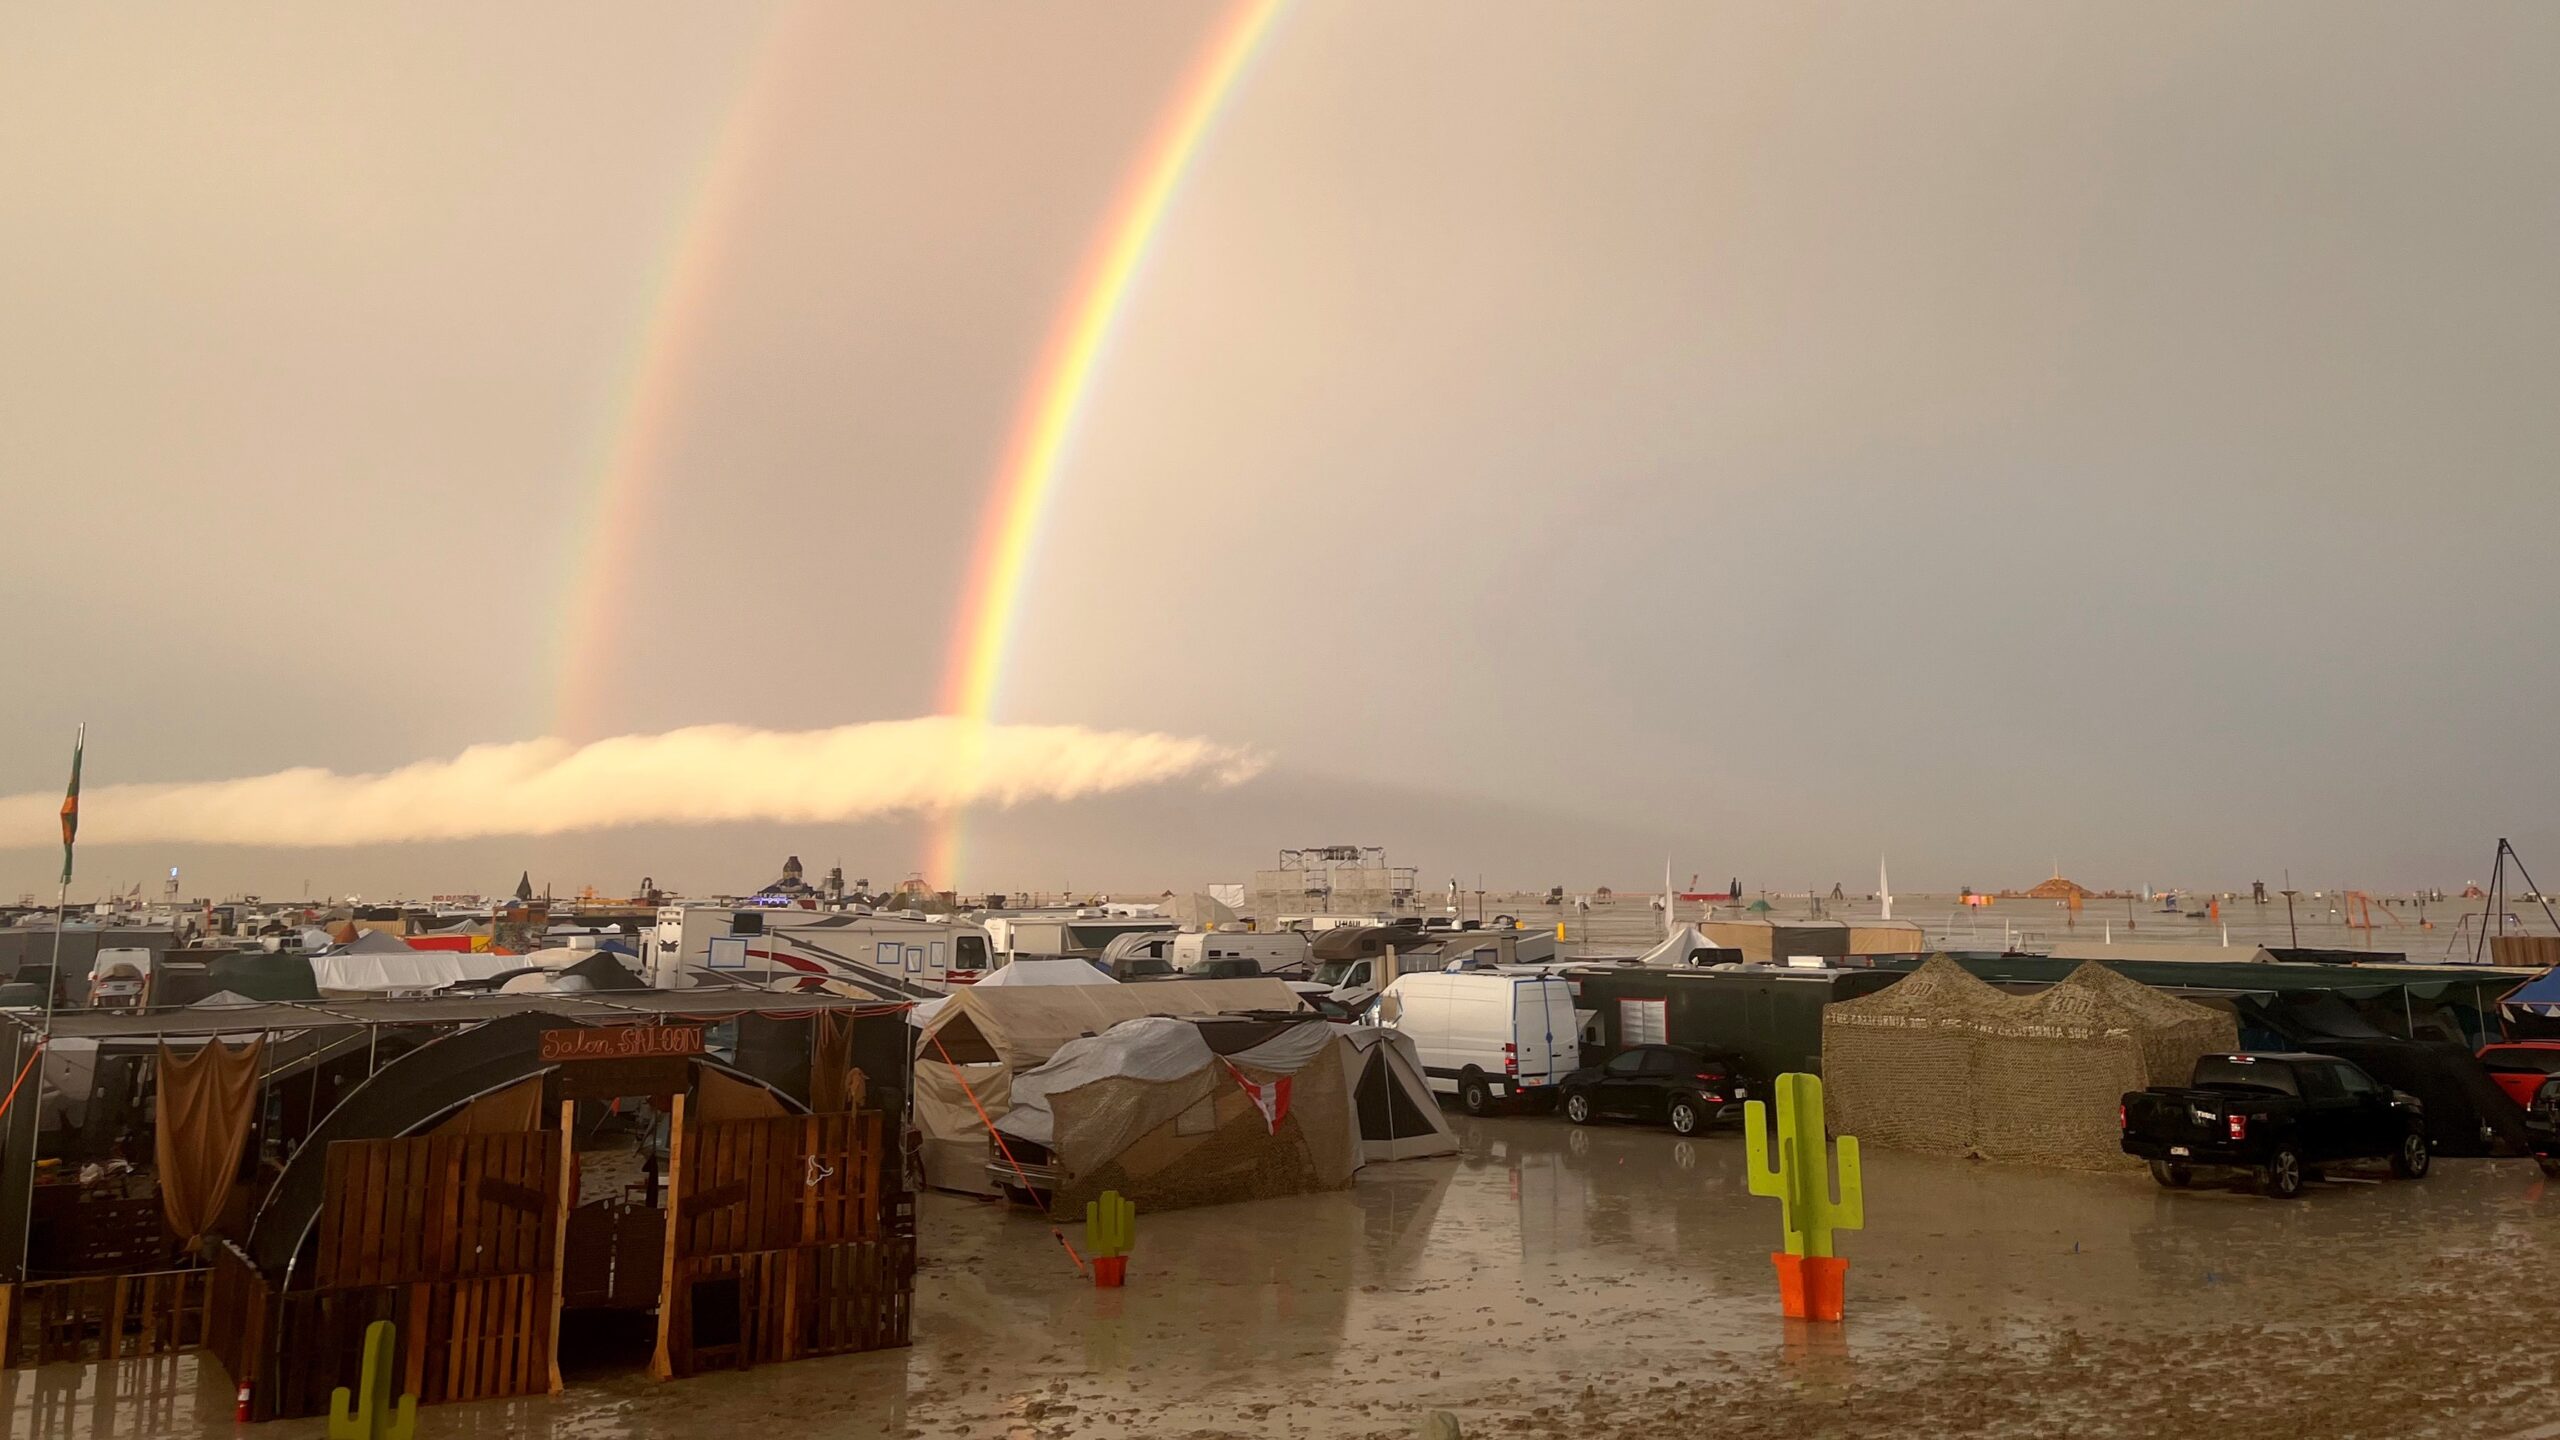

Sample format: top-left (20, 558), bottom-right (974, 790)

top-left (1558, 1045), bottom-right (1750, 1136)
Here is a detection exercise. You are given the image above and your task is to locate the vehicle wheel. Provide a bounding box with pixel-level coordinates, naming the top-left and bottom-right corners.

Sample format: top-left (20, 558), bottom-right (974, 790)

top-left (2262, 1145), bottom-right (2306, 1199)
top-left (1667, 1097), bottom-right (1702, 1136)
top-left (1459, 1075), bottom-right (1493, 1116)
top-left (1564, 1091), bottom-right (1594, 1125)
top-left (2538, 1156), bottom-right (2560, 1178)
top-left (2391, 1130), bottom-right (2431, 1179)
top-left (2147, 1159), bottom-right (2192, 1188)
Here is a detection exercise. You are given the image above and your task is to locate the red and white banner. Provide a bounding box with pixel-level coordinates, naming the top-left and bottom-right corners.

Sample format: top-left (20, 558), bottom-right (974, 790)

top-left (1224, 1061), bottom-right (1292, 1134)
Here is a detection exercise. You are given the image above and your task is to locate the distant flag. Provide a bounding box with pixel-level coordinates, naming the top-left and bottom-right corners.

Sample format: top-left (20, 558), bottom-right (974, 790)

top-left (58, 727), bottom-right (83, 887)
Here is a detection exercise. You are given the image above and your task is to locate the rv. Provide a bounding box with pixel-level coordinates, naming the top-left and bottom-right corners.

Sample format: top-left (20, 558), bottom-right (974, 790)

top-left (1170, 930), bottom-right (1313, 979)
top-left (983, 910), bottom-right (1178, 961)
top-left (1307, 928), bottom-right (1560, 1012)
top-left (650, 905), bottom-right (995, 1001)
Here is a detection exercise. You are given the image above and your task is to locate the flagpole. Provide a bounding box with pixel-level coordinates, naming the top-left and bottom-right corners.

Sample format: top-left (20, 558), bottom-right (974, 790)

top-left (41, 723), bottom-right (83, 1039)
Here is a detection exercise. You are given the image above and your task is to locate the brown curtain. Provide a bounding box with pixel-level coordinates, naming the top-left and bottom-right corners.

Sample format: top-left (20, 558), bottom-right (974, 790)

top-left (695, 1067), bottom-right (787, 1123)
top-left (810, 1012), bottom-right (852, 1114)
top-left (434, 1077), bottom-right (544, 1135)
top-left (155, 1037), bottom-right (265, 1247)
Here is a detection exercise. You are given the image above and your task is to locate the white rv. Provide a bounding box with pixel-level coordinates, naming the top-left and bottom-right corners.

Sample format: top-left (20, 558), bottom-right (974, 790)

top-left (1169, 930), bottom-right (1313, 979)
top-left (650, 905), bottom-right (995, 1001)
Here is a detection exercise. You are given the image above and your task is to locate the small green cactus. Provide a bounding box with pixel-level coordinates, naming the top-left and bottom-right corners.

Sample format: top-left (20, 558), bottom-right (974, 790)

top-left (1084, 1189), bottom-right (1136, 1260)
top-left (327, 1320), bottom-right (416, 1440)
top-left (1744, 1072), bottom-right (1863, 1258)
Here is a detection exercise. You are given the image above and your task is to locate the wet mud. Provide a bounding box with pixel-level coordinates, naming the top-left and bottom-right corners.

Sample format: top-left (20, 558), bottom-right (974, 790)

top-left (9, 1113), bottom-right (2556, 1438)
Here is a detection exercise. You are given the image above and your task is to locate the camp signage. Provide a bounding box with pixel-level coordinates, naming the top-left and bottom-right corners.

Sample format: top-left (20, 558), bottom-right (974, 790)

top-left (539, 1025), bottom-right (705, 1064)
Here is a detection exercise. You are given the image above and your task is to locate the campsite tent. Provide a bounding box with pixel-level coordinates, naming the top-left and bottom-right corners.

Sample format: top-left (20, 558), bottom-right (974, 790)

top-left (1335, 1027), bottom-right (1457, 1161)
top-left (906, 956), bottom-right (1113, 1028)
top-left (912, 977), bottom-right (1306, 1193)
top-left (1639, 925), bottom-right (1706, 966)
top-left (995, 1013), bottom-right (1359, 1216)
top-left (1823, 957), bottom-right (2236, 1169)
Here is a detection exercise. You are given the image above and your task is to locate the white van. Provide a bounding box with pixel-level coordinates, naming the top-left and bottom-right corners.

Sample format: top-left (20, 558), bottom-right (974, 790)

top-left (1377, 972), bottom-right (1582, 1116)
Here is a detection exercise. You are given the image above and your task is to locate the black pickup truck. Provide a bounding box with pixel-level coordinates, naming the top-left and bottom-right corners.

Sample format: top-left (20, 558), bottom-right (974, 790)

top-left (2120, 1052), bottom-right (2429, 1198)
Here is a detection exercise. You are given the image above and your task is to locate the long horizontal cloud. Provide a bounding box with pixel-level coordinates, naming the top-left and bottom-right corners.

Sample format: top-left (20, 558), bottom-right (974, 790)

top-left (0, 719), bottom-right (1267, 848)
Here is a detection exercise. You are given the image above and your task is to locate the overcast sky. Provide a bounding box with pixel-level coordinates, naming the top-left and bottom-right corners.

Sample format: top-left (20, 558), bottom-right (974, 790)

top-left (5, 3), bottom-right (2557, 901)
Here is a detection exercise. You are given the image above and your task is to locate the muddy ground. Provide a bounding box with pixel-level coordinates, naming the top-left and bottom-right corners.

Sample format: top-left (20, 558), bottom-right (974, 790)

top-left (7, 1111), bottom-right (2556, 1439)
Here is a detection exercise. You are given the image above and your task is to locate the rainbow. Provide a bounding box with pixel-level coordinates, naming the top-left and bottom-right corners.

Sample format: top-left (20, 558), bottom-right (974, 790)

top-left (926, 0), bottom-right (1289, 889)
top-left (548, 6), bottom-right (808, 741)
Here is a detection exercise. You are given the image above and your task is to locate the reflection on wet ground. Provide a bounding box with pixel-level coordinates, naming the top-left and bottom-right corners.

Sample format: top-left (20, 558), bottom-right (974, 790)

top-left (11, 1113), bottom-right (2558, 1437)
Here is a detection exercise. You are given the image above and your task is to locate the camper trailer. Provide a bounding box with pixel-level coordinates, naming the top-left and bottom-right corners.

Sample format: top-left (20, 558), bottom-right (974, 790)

top-left (983, 910), bottom-right (1178, 961)
top-left (650, 905), bottom-right (995, 1001)
top-left (1170, 930), bottom-right (1313, 979)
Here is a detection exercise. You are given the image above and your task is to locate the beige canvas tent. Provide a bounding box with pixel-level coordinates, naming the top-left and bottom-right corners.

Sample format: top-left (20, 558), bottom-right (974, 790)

top-left (913, 977), bottom-right (1304, 1192)
top-left (995, 1013), bottom-right (1359, 1216)
top-left (1821, 957), bottom-right (2236, 1170)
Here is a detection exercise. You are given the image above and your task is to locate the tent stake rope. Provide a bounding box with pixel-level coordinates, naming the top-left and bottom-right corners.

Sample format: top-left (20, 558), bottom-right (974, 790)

top-left (929, 1033), bottom-right (1085, 1276)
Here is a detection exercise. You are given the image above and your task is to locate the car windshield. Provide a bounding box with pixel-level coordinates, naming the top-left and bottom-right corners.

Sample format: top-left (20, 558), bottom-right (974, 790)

top-left (1123, 959), bottom-right (1174, 978)
top-left (1314, 961), bottom-right (1362, 986)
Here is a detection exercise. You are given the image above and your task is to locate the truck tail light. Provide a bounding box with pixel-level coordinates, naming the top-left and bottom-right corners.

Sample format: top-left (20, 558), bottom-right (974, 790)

top-left (2118, 1103), bottom-right (2127, 1131)
top-left (2227, 1113), bottom-right (2248, 1141)
top-left (1503, 1042), bottom-right (1518, 1076)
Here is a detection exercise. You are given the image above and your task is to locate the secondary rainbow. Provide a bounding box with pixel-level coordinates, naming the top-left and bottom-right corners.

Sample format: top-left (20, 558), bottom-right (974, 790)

top-left (927, 0), bottom-right (1288, 888)
top-left (548, 6), bottom-right (806, 741)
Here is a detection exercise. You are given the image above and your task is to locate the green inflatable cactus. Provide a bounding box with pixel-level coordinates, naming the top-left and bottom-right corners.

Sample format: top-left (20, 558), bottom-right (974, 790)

top-left (1744, 1072), bottom-right (1863, 1258)
top-left (1085, 1189), bottom-right (1136, 1259)
top-left (327, 1320), bottom-right (417, 1440)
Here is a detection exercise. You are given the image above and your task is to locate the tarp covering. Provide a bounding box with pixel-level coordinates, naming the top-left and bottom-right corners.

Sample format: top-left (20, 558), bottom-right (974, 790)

top-left (907, 957), bottom-right (1115, 1028)
top-left (995, 1013), bottom-right (1358, 1216)
top-left (912, 977), bottom-right (1303, 1193)
top-left (2292, 1037), bottom-right (2530, 1157)
top-left (432, 1076), bottom-right (543, 1135)
top-left (2500, 965), bottom-right (2560, 1019)
top-left (915, 978), bottom-right (1300, 1070)
top-left (1639, 925), bottom-right (1711, 967)
top-left (155, 1037), bottom-right (264, 1247)
top-left (309, 949), bottom-right (522, 994)
top-left (1165, 892), bottom-right (1241, 930)
top-left (697, 1065), bottom-right (790, 1123)
top-left (1823, 958), bottom-right (2236, 1170)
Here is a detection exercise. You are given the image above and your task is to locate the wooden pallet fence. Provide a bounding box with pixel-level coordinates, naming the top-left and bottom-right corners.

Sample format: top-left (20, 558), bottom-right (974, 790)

top-left (2, 1267), bottom-right (209, 1368)
top-left (315, 1131), bottom-right (559, 1288)
top-left (660, 1110), bottom-right (909, 1378)
top-left (677, 1111), bottom-right (881, 1259)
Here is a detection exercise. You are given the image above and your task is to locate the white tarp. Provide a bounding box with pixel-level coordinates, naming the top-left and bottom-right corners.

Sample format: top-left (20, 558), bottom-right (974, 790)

top-left (908, 957), bottom-right (1116, 1027)
top-left (1639, 924), bottom-right (1710, 967)
top-left (308, 950), bottom-right (522, 993)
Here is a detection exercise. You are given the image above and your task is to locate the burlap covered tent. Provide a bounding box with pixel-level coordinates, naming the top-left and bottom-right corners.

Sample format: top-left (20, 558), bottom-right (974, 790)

top-left (912, 978), bottom-right (1305, 1193)
top-left (995, 1013), bottom-right (1358, 1216)
top-left (1822, 957), bottom-right (2236, 1170)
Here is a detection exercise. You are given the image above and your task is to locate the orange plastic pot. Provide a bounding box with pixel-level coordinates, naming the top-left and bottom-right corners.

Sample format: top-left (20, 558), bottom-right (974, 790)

top-left (1771, 1252), bottom-right (1848, 1322)
top-left (1092, 1256), bottom-right (1128, 1288)
top-left (1802, 1255), bottom-right (1847, 1322)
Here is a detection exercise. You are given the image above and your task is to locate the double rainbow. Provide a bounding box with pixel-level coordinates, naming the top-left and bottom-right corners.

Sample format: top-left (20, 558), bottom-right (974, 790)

top-left (927, 0), bottom-right (1287, 889)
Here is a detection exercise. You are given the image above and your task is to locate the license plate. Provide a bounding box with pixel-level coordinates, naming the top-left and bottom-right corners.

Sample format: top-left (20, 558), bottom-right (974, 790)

top-left (2169, 1146), bottom-right (2190, 1157)
top-left (1517, 1078), bottom-right (1540, 1088)
top-left (1733, 1086), bottom-right (1748, 1096)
